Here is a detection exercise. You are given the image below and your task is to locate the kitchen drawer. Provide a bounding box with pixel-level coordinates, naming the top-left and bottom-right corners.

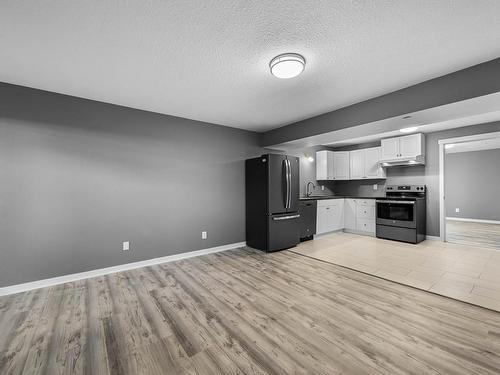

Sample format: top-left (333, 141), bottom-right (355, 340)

top-left (317, 198), bottom-right (344, 207)
top-left (356, 205), bottom-right (375, 219)
top-left (357, 199), bottom-right (375, 207)
top-left (356, 218), bottom-right (375, 233)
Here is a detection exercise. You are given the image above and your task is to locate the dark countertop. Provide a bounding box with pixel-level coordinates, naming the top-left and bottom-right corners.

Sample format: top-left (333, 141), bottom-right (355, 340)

top-left (299, 195), bottom-right (382, 201)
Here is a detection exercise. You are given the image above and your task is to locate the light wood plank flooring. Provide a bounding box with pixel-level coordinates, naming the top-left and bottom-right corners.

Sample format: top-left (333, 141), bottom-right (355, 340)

top-left (447, 219), bottom-right (500, 250)
top-left (293, 232), bottom-right (500, 312)
top-left (1, 247), bottom-right (500, 374)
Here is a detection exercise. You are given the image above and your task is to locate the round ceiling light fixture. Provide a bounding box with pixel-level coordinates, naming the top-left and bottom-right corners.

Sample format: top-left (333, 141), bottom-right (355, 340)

top-left (270, 53), bottom-right (306, 79)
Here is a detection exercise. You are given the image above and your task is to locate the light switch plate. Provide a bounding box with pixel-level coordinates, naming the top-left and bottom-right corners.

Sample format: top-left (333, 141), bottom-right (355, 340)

top-left (455, 208), bottom-right (460, 213)
top-left (373, 184), bottom-right (378, 190)
top-left (122, 241), bottom-right (130, 251)
top-left (201, 231), bottom-right (207, 240)
top-left (321, 185), bottom-right (325, 191)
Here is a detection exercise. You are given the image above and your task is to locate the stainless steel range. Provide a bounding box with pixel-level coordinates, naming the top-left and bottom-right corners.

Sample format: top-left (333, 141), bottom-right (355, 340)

top-left (375, 185), bottom-right (426, 244)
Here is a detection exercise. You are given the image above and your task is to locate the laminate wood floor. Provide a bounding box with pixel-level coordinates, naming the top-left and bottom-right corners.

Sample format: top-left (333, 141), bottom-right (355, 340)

top-left (447, 219), bottom-right (500, 250)
top-left (1, 247), bottom-right (500, 375)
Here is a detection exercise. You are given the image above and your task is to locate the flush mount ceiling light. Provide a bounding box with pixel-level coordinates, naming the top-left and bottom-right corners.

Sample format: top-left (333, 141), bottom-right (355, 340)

top-left (270, 53), bottom-right (306, 79)
top-left (400, 126), bottom-right (419, 133)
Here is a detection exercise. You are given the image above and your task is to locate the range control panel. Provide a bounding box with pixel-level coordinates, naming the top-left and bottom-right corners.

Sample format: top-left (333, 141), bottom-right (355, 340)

top-left (386, 185), bottom-right (426, 193)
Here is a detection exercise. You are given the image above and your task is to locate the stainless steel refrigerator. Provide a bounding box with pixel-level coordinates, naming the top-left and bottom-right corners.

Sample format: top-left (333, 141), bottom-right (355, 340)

top-left (245, 154), bottom-right (300, 252)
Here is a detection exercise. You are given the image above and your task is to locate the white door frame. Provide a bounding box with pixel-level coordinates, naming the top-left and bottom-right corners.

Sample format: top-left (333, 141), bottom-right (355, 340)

top-left (438, 131), bottom-right (500, 241)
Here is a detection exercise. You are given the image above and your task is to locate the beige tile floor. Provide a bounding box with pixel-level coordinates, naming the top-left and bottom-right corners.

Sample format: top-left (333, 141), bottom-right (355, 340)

top-left (292, 232), bottom-right (500, 312)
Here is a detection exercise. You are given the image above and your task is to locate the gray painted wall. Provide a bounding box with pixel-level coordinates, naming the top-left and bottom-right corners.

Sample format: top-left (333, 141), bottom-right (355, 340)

top-left (262, 58), bottom-right (500, 146)
top-left (445, 149), bottom-right (500, 221)
top-left (0, 83), bottom-right (261, 287)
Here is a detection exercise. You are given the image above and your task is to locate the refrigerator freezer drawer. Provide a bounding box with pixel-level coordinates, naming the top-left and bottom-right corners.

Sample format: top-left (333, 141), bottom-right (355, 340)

top-left (267, 213), bottom-right (300, 252)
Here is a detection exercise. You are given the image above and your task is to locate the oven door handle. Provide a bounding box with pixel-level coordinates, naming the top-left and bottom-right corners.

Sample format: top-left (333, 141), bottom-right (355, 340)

top-left (376, 200), bottom-right (415, 204)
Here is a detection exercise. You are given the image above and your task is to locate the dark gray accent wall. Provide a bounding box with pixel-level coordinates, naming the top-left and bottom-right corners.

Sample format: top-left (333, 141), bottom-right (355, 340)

top-left (445, 149), bottom-right (500, 221)
top-left (262, 58), bottom-right (500, 146)
top-left (0, 83), bottom-right (261, 287)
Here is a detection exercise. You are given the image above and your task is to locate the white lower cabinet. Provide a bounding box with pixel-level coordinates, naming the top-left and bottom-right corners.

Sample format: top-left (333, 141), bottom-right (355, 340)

top-left (355, 199), bottom-right (376, 235)
top-left (344, 199), bottom-right (357, 231)
top-left (356, 218), bottom-right (375, 233)
top-left (356, 204), bottom-right (375, 219)
top-left (316, 199), bottom-right (345, 234)
top-left (316, 198), bottom-right (375, 236)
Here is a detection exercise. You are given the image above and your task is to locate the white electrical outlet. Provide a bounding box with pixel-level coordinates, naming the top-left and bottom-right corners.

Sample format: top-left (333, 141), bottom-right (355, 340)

top-left (373, 184), bottom-right (378, 191)
top-left (455, 208), bottom-right (460, 213)
top-left (201, 231), bottom-right (207, 240)
top-left (321, 185), bottom-right (325, 191)
top-left (122, 241), bottom-right (130, 251)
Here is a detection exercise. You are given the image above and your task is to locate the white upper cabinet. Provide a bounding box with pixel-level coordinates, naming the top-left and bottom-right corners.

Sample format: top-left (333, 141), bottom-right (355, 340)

top-left (381, 137), bottom-right (400, 159)
top-left (316, 151), bottom-right (349, 180)
top-left (381, 133), bottom-right (425, 161)
top-left (349, 147), bottom-right (385, 180)
top-left (364, 147), bottom-right (386, 178)
top-left (349, 150), bottom-right (365, 179)
top-left (316, 150), bottom-right (334, 180)
top-left (399, 134), bottom-right (422, 158)
top-left (332, 152), bottom-right (350, 180)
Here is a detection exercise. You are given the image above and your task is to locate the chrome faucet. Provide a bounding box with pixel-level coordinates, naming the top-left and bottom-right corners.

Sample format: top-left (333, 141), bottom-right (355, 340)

top-left (306, 181), bottom-right (316, 197)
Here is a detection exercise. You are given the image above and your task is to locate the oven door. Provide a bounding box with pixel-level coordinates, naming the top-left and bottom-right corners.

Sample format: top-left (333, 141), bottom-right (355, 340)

top-left (376, 200), bottom-right (416, 228)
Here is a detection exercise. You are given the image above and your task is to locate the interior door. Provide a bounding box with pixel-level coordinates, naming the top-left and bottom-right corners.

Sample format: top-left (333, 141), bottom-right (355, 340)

top-left (267, 154), bottom-right (287, 215)
top-left (287, 156), bottom-right (300, 213)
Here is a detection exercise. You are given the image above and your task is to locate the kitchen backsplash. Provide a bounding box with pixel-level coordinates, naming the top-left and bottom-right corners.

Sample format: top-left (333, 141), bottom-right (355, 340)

top-left (333, 180), bottom-right (386, 197)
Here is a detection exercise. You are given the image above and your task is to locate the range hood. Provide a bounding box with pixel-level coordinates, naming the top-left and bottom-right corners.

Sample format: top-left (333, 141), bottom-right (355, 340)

top-left (379, 133), bottom-right (426, 167)
top-left (379, 155), bottom-right (425, 167)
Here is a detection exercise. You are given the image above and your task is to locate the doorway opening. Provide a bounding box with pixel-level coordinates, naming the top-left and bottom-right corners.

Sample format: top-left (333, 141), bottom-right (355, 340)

top-left (439, 132), bottom-right (500, 249)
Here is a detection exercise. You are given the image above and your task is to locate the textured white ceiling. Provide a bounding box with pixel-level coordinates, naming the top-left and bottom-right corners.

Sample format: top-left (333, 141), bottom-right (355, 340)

top-left (1, 1), bottom-right (500, 132)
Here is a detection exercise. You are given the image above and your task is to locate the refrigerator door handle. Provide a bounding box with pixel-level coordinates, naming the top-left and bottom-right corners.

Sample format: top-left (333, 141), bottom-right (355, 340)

top-left (284, 159), bottom-right (289, 209)
top-left (288, 159), bottom-right (292, 209)
top-left (283, 159), bottom-right (288, 208)
top-left (273, 214), bottom-right (300, 221)
top-left (286, 159), bottom-right (291, 209)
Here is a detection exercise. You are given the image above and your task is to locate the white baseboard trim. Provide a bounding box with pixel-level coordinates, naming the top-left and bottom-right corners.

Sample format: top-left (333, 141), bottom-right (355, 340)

top-left (0, 241), bottom-right (246, 296)
top-left (446, 217), bottom-right (500, 225)
top-left (425, 235), bottom-right (441, 241)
